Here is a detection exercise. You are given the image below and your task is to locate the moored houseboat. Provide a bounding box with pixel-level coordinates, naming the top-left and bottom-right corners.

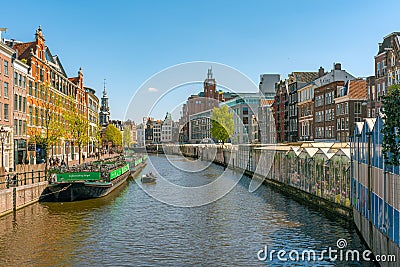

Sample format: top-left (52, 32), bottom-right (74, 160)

top-left (39, 155), bottom-right (146, 202)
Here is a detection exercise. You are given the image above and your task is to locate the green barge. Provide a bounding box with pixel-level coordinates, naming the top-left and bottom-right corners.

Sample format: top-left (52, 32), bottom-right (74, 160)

top-left (39, 155), bottom-right (147, 202)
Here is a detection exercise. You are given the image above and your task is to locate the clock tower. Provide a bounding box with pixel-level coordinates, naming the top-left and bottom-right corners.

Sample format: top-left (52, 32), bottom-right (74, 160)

top-left (203, 68), bottom-right (217, 99)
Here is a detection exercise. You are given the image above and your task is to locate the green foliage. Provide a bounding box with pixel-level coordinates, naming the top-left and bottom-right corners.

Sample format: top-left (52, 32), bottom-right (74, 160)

top-left (123, 125), bottom-right (133, 148)
top-left (66, 112), bottom-right (90, 147)
top-left (104, 124), bottom-right (122, 146)
top-left (382, 84), bottom-right (400, 165)
top-left (211, 105), bottom-right (234, 144)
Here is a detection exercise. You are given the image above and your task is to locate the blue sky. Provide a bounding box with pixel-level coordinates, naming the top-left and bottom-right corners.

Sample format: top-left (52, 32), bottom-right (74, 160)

top-left (2, 0), bottom-right (400, 122)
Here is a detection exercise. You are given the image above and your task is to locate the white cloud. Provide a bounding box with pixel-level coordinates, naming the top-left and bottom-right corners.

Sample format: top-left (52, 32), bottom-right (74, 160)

top-left (148, 87), bottom-right (158, 92)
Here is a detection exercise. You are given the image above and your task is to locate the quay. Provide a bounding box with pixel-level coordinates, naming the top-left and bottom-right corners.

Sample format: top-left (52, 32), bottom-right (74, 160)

top-left (0, 153), bottom-right (141, 216)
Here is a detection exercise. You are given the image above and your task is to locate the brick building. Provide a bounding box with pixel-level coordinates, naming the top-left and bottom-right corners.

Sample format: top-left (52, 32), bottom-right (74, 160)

top-left (180, 68), bottom-right (225, 142)
top-left (287, 71), bottom-right (319, 142)
top-left (272, 80), bottom-right (288, 143)
top-left (11, 26), bottom-right (87, 163)
top-left (12, 58), bottom-right (30, 166)
top-left (0, 30), bottom-right (14, 171)
top-left (372, 32), bottom-right (400, 117)
top-left (335, 79), bottom-right (367, 142)
top-left (314, 63), bottom-right (355, 140)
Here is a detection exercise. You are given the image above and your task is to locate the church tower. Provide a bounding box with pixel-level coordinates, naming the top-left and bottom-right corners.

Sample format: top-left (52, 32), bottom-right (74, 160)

top-left (203, 68), bottom-right (217, 99)
top-left (99, 79), bottom-right (110, 127)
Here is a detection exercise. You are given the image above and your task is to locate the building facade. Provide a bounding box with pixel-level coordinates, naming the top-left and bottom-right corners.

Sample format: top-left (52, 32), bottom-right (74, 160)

top-left (287, 72), bottom-right (319, 142)
top-left (372, 32), bottom-right (400, 117)
top-left (334, 79), bottom-right (367, 142)
top-left (85, 87), bottom-right (99, 156)
top-left (161, 113), bottom-right (173, 143)
top-left (314, 63), bottom-right (355, 140)
top-left (222, 93), bottom-right (259, 144)
top-left (272, 80), bottom-right (288, 143)
top-left (11, 26), bottom-right (87, 163)
top-left (0, 31), bottom-right (14, 171)
top-left (180, 68), bottom-right (225, 142)
top-left (189, 109), bottom-right (212, 143)
top-left (12, 59), bottom-right (29, 166)
top-left (136, 123), bottom-right (145, 147)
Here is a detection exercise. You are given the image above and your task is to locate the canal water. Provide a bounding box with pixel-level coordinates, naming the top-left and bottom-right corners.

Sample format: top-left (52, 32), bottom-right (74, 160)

top-left (0, 155), bottom-right (373, 266)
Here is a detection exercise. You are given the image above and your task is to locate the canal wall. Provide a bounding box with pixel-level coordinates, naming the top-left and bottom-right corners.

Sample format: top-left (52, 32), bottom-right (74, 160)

top-left (0, 181), bottom-right (48, 217)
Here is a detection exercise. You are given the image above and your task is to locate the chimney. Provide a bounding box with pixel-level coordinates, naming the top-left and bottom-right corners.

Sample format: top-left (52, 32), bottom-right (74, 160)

top-left (334, 63), bottom-right (341, 70)
top-left (318, 66), bottom-right (325, 77)
top-left (0, 28), bottom-right (7, 42)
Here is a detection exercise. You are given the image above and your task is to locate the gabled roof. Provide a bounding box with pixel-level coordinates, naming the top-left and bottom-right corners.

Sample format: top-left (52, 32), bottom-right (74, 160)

top-left (45, 47), bottom-right (55, 64)
top-left (348, 79), bottom-right (367, 99)
top-left (53, 55), bottom-right (68, 77)
top-left (355, 122), bottom-right (364, 135)
top-left (364, 118), bottom-right (377, 133)
top-left (288, 72), bottom-right (319, 84)
top-left (13, 42), bottom-right (35, 60)
top-left (68, 77), bottom-right (79, 84)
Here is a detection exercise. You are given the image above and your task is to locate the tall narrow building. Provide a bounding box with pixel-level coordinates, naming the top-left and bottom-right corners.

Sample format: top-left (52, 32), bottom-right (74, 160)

top-left (99, 80), bottom-right (110, 127)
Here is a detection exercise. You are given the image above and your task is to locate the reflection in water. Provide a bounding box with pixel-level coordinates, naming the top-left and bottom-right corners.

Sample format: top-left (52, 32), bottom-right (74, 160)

top-left (0, 155), bottom-right (372, 266)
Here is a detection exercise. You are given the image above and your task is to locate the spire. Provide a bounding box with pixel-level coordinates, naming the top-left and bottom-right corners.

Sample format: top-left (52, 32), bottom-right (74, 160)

top-left (103, 78), bottom-right (107, 97)
top-left (207, 67), bottom-right (213, 79)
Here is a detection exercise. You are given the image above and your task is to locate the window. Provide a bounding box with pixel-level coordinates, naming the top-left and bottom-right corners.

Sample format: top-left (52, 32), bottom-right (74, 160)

top-left (14, 94), bottom-right (18, 111)
top-left (4, 82), bottom-right (8, 98)
top-left (14, 72), bottom-right (18, 84)
top-left (23, 121), bottom-right (26, 135)
top-left (35, 107), bottom-right (39, 126)
top-left (18, 74), bottom-right (22, 87)
top-left (4, 104), bottom-right (8, 120)
top-left (23, 76), bottom-right (26, 88)
top-left (4, 60), bottom-right (8, 76)
top-left (0, 103), bottom-right (2, 119)
top-left (29, 81), bottom-right (33, 95)
top-left (35, 82), bottom-right (38, 98)
top-left (29, 106), bottom-right (33, 125)
top-left (19, 95), bottom-right (22, 111)
top-left (243, 107), bottom-right (248, 115)
top-left (23, 97), bottom-right (26, 112)
top-left (355, 102), bottom-right (361, 114)
top-left (18, 120), bottom-right (22, 136)
top-left (14, 119), bottom-right (17, 135)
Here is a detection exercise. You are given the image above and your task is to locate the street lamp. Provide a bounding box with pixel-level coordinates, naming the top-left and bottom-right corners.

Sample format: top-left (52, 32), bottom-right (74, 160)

top-left (0, 126), bottom-right (9, 171)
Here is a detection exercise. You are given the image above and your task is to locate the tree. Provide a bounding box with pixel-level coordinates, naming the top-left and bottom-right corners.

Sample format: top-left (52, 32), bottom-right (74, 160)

top-left (93, 123), bottom-right (103, 160)
top-left (123, 125), bottom-right (133, 148)
top-left (65, 110), bottom-right (89, 164)
top-left (104, 124), bottom-right (122, 148)
top-left (31, 92), bottom-right (64, 177)
top-left (382, 84), bottom-right (400, 165)
top-left (211, 105), bottom-right (234, 144)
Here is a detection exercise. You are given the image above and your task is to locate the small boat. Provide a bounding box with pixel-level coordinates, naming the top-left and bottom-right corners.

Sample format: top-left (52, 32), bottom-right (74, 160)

top-left (141, 172), bottom-right (157, 184)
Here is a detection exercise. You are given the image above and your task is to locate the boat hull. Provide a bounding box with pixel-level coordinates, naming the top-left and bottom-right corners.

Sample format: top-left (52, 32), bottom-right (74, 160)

top-left (40, 162), bottom-right (146, 202)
